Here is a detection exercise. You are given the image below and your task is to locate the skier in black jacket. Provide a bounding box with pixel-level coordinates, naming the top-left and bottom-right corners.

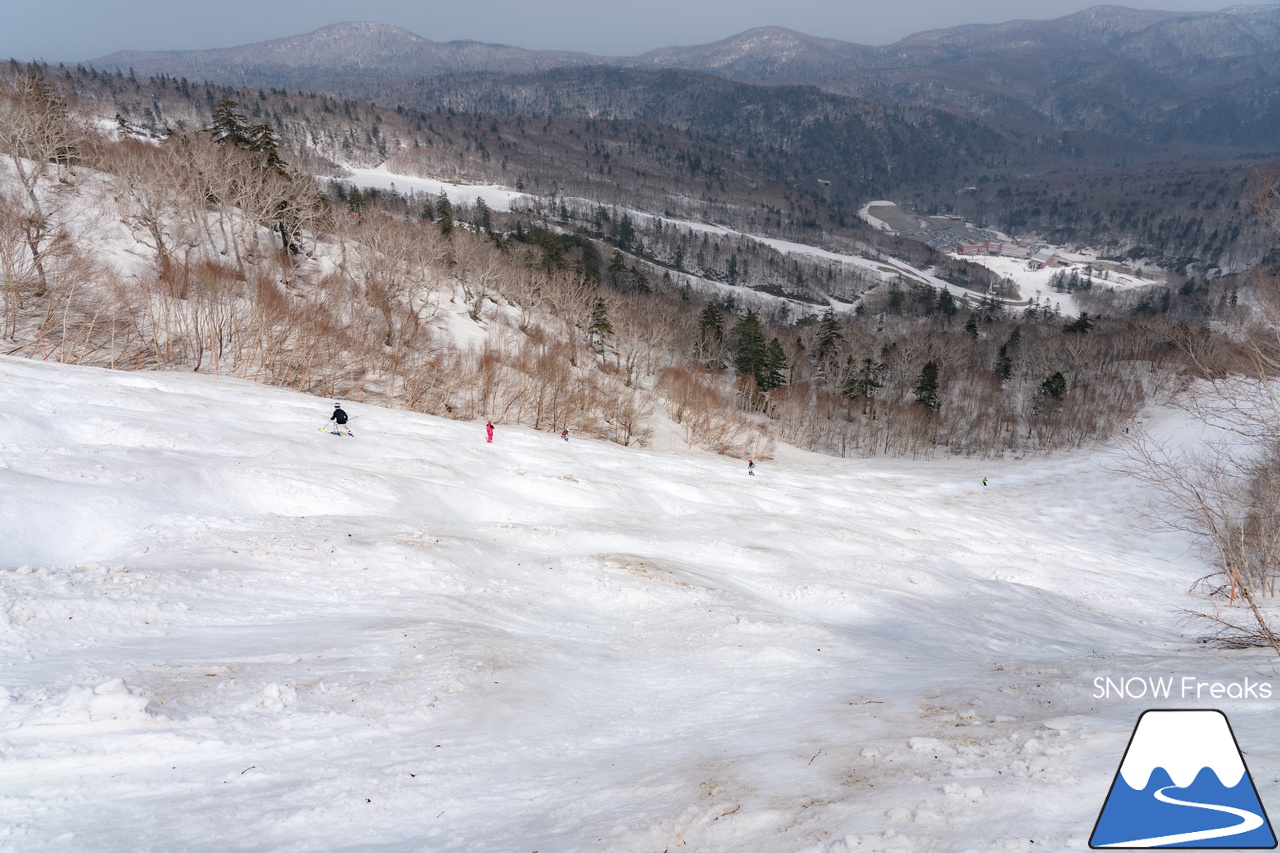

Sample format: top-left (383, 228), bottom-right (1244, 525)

top-left (329, 403), bottom-right (353, 436)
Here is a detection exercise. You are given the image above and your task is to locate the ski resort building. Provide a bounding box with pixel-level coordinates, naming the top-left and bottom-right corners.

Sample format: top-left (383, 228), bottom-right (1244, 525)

top-left (956, 239), bottom-right (1037, 260)
top-left (1029, 248), bottom-right (1059, 269)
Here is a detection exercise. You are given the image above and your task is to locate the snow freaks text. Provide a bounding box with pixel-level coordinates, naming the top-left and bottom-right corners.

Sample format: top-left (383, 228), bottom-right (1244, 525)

top-left (1093, 676), bottom-right (1273, 701)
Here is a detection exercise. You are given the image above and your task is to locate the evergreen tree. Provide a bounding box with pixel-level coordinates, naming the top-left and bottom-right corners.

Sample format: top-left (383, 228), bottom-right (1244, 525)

top-left (1032, 371), bottom-right (1068, 415)
top-left (814, 308), bottom-right (843, 368)
top-left (613, 213), bottom-right (636, 252)
top-left (474, 197), bottom-right (492, 234)
top-left (760, 338), bottom-right (788, 392)
top-left (209, 99), bottom-right (286, 174)
top-left (346, 185), bottom-right (365, 211)
top-left (245, 122), bottom-right (287, 175)
top-left (913, 360), bottom-right (941, 412)
top-left (843, 356), bottom-right (885, 401)
top-left (964, 314), bottom-right (979, 339)
top-left (625, 264), bottom-right (652, 294)
top-left (607, 250), bottom-right (627, 287)
top-left (733, 310), bottom-right (768, 386)
top-left (994, 327), bottom-right (1020, 382)
top-left (697, 303), bottom-right (724, 342)
top-left (588, 297), bottom-right (613, 352)
top-left (995, 344), bottom-right (1013, 382)
top-left (209, 99), bottom-right (250, 147)
top-left (1063, 312), bottom-right (1094, 334)
top-left (937, 289), bottom-right (958, 319)
top-left (436, 191), bottom-right (454, 236)
top-left (887, 285), bottom-right (906, 314)
top-left (1038, 371), bottom-right (1067, 400)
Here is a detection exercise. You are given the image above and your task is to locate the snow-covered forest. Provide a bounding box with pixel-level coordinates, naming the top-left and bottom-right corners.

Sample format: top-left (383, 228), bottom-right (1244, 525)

top-left (0, 70), bottom-right (1246, 461)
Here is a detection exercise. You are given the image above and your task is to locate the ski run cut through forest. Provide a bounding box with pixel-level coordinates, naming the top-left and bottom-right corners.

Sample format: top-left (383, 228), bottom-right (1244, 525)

top-left (2, 354), bottom-right (1279, 852)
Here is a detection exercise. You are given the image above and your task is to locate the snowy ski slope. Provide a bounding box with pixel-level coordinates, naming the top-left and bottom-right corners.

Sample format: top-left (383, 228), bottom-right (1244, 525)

top-left (1, 355), bottom-right (1277, 852)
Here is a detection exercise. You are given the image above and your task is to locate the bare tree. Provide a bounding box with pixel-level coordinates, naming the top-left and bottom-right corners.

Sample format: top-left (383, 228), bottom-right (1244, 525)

top-left (0, 190), bottom-right (36, 341)
top-left (0, 73), bottom-right (86, 296)
top-left (1127, 164), bottom-right (1280, 653)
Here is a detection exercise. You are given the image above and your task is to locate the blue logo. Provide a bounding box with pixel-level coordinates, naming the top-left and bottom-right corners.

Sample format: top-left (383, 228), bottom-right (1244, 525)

top-left (1091, 709), bottom-right (1276, 848)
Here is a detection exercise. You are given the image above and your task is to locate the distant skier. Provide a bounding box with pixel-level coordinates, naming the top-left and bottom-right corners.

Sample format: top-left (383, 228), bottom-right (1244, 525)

top-left (561, 429), bottom-right (569, 442)
top-left (748, 459), bottom-right (755, 476)
top-left (486, 420), bottom-right (494, 443)
top-left (328, 403), bottom-right (353, 436)
top-left (982, 477), bottom-right (987, 487)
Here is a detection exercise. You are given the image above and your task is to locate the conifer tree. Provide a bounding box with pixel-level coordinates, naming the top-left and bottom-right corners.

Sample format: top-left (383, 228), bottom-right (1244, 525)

top-left (995, 344), bottom-right (1013, 382)
top-left (1064, 312), bottom-right (1094, 334)
top-left (844, 356), bottom-right (885, 401)
top-left (814, 308), bottom-right (843, 370)
top-left (937, 289), bottom-right (958, 319)
top-left (436, 191), bottom-right (454, 236)
top-left (607, 249), bottom-right (627, 287)
top-left (760, 338), bottom-right (788, 392)
top-left (209, 99), bottom-right (250, 147)
top-left (588, 297), bottom-right (613, 353)
top-left (245, 122), bottom-right (287, 175)
top-left (995, 327), bottom-right (1021, 382)
top-left (697, 303), bottom-right (724, 342)
top-left (914, 360), bottom-right (941, 412)
top-left (613, 213), bottom-right (635, 252)
top-left (474, 197), bottom-right (492, 234)
top-left (733, 310), bottom-right (768, 384)
top-left (1038, 371), bottom-right (1067, 400)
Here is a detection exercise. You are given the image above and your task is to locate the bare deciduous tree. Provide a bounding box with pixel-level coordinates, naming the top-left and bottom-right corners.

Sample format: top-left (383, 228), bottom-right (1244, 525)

top-left (1128, 164), bottom-right (1280, 653)
top-left (0, 73), bottom-right (86, 295)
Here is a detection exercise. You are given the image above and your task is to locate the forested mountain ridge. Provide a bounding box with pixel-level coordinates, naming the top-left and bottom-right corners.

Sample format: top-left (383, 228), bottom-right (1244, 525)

top-left (92, 22), bottom-right (604, 88)
top-left (67, 6), bottom-right (1280, 275)
top-left (394, 66), bottom-right (1021, 200)
top-left (86, 6), bottom-right (1280, 150)
top-left (30, 53), bottom-right (1280, 281)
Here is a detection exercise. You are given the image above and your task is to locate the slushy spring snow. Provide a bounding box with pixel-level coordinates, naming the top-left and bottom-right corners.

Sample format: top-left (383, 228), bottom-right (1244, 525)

top-left (2, 354), bottom-right (1278, 852)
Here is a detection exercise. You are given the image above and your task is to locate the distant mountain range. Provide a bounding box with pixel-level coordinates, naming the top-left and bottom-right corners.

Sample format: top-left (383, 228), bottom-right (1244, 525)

top-left (87, 6), bottom-right (1280, 148)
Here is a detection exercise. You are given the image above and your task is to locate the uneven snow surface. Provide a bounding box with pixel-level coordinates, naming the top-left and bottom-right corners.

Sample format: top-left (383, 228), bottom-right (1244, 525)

top-left (1, 355), bottom-right (1277, 852)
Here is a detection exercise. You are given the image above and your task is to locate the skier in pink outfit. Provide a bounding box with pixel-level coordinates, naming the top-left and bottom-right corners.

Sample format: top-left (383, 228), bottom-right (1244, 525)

top-left (486, 420), bottom-right (494, 443)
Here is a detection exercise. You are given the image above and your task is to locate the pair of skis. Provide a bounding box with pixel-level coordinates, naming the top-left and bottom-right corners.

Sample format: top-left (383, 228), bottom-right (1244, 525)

top-left (318, 427), bottom-right (354, 437)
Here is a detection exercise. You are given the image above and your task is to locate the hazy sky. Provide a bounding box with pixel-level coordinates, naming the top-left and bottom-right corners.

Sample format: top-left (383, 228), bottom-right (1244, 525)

top-left (2, 0), bottom-right (1254, 63)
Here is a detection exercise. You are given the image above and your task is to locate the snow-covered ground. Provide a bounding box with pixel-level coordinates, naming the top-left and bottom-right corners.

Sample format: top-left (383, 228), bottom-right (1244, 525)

top-left (340, 166), bottom-right (978, 316)
top-left (3, 355), bottom-right (1279, 852)
top-left (342, 166), bottom-right (526, 219)
top-left (953, 253), bottom-right (1163, 317)
top-left (857, 199), bottom-right (1167, 316)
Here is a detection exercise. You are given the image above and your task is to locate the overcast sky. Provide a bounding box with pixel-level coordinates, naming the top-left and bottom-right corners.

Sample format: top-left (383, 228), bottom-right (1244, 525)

top-left (2, 0), bottom-right (1254, 63)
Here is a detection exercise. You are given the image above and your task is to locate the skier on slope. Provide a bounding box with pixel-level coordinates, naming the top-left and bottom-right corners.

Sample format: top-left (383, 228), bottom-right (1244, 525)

top-left (486, 420), bottom-right (494, 443)
top-left (561, 429), bottom-right (569, 442)
top-left (748, 459), bottom-right (755, 476)
top-left (329, 403), bottom-right (353, 436)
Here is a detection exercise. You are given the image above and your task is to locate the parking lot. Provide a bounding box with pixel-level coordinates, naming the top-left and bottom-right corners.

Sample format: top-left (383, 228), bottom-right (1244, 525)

top-left (864, 202), bottom-right (1007, 251)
